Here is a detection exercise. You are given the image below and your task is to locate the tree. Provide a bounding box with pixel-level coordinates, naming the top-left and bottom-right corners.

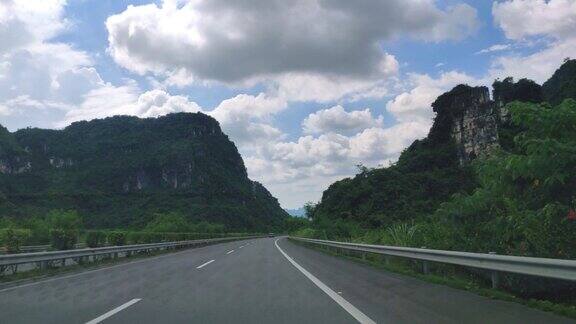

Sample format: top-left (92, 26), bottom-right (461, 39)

top-left (435, 99), bottom-right (576, 258)
top-left (303, 202), bottom-right (317, 220)
top-left (47, 210), bottom-right (81, 250)
top-left (47, 210), bottom-right (82, 231)
top-left (283, 216), bottom-right (310, 233)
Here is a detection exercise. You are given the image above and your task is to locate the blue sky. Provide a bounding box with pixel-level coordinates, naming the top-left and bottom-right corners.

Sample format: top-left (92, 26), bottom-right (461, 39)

top-left (1, 0), bottom-right (575, 208)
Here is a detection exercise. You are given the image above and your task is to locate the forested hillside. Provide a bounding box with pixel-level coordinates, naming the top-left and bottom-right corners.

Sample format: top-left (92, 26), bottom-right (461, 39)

top-left (305, 60), bottom-right (576, 261)
top-left (0, 113), bottom-right (288, 231)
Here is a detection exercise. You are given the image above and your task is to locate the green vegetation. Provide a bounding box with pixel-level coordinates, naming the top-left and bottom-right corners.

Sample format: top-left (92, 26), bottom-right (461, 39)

top-left (85, 230), bottom-right (106, 248)
top-left (543, 58), bottom-right (576, 105)
top-left (0, 112), bottom-right (288, 232)
top-left (0, 211), bottom-right (258, 251)
top-left (47, 210), bottom-right (81, 250)
top-left (296, 60), bottom-right (576, 303)
top-left (106, 231), bottom-right (127, 246)
top-left (0, 228), bottom-right (31, 253)
top-left (144, 212), bottom-right (226, 233)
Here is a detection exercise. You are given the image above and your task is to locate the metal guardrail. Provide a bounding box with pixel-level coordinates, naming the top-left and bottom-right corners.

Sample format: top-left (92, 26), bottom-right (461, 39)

top-left (0, 243), bottom-right (86, 254)
top-left (0, 236), bottom-right (262, 275)
top-left (290, 237), bottom-right (576, 288)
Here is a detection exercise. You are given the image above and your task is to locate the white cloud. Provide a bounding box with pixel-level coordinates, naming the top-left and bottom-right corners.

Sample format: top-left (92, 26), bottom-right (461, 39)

top-left (0, 0), bottom-right (68, 53)
top-left (489, 0), bottom-right (576, 84)
top-left (386, 71), bottom-right (476, 124)
top-left (209, 93), bottom-right (287, 146)
top-left (0, 0), bottom-right (103, 130)
top-left (105, 0), bottom-right (477, 99)
top-left (273, 54), bottom-right (398, 103)
top-left (62, 85), bottom-right (205, 126)
top-left (488, 39), bottom-right (576, 84)
top-left (476, 43), bottom-right (512, 54)
top-left (61, 81), bottom-right (140, 125)
top-left (245, 119), bottom-right (429, 207)
top-left (302, 105), bottom-right (383, 135)
top-left (493, 0), bottom-right (576, 40)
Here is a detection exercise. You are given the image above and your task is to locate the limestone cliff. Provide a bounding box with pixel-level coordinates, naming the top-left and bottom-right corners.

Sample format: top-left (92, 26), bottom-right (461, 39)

top-left (431, 85), bottom-right (501, 164)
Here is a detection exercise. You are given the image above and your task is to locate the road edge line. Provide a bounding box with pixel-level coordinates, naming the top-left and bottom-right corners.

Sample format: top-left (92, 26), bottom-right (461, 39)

top-left (274, 238), bottom-right (376, 324)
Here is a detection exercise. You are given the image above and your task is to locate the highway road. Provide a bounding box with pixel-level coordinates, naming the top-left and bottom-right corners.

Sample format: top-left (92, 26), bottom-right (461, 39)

top-left (0, 237), bottom-right (573, 324)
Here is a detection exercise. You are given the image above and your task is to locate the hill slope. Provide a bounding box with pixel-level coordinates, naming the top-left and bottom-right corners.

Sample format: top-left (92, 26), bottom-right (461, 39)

top-left (0, 113), bottom-right (288, 230)
top-left (312, 59), bottom-right (576, 234)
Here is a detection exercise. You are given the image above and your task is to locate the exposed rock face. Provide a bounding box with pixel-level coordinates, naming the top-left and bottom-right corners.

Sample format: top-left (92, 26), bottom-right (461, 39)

top-left (449, 87), bottom-right (500, 163)
top-left (431, 85), bottom-right (501, 164)
top-left (0, 158), bottom-right (32, 174)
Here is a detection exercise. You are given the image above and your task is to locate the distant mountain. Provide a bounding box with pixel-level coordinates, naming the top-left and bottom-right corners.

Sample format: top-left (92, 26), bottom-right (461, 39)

top-left (0, 113), bottom-right (288, 230)
top-left (285, 207), bottom-right (305, 217)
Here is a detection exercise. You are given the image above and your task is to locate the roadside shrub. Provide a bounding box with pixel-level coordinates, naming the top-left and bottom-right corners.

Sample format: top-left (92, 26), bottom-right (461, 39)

top-left (107, 231), bottom-right (127, 246)
top-left (47, 210), bottom-right (82, 230)
top-left (293, 227), bottom-right (318, 238)
top-left (86, 231), bottom-right (106, 248)
top-left (152, 232), bottom-right (164, 242)
top-left (142, 232), bottom-right (154, 243)
top-left (127, 231), bottom-right (144, 244)
top-left (25, 218), bottom-right (50, 245)
top-left (50, 229), bottom-right (78, 250)
top-left (1, 228), bottom-right (31, 253)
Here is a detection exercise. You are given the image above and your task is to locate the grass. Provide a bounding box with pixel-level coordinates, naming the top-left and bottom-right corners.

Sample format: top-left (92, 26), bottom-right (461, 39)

top-left (291, 238), bottom-right (576, 320)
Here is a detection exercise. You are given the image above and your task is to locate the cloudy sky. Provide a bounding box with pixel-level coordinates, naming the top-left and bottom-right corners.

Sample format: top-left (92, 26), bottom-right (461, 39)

top-left (1, 0), bottom-right (575, 208)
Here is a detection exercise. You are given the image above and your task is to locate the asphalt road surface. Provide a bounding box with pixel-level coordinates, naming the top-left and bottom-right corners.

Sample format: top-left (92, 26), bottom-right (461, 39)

top-left (0, 237), bottom-right (573, 324)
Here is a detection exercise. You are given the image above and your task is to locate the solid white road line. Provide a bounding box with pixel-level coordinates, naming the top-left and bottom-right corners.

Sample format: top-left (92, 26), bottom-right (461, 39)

top-left (239, 245), bottom-right (245, 249)
top-left (274, 238), bottom-right (376, 324)
top-left (85, 298), bottom-right (141, 324)
top-left (196, 260), bottom-right (215, 269)
top-left (226, 250), bottom-right (235, 254)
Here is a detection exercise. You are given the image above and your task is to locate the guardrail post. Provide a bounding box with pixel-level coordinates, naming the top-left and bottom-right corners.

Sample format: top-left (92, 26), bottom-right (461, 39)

top-left (421, 247), bottom-right (430, 275)
top-left (489, 252), bottom-right (499, 289)
top-left (422, 261), bottom-right (429, 275)
top-left (383, 255), bottom-right (390, 266)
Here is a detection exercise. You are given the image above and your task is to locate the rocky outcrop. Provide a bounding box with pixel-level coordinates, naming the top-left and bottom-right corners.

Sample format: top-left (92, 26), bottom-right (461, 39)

top-left (0, 158), bottom-right (32, 174)
top-left (450, 87), bottom-right (499, 163)
top-left (432, 85), bottom-right (501, 164)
